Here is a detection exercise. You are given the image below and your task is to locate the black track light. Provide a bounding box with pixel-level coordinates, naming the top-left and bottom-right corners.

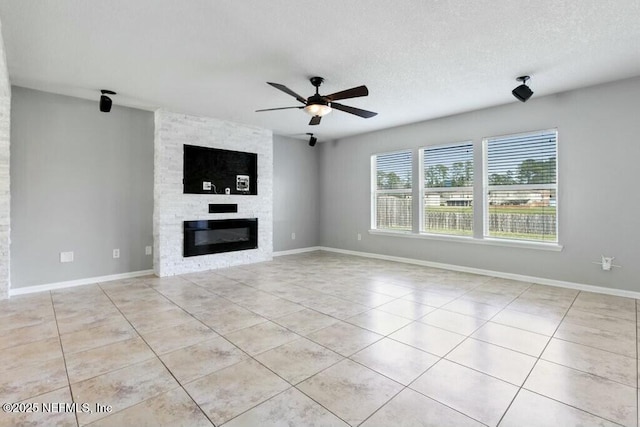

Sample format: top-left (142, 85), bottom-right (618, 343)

top-left (307, 133), bottom-right (317, 147)
top-left (512, 76), bottom-right (533, 102)
top-left (100, 89), bottom-right (117, 112)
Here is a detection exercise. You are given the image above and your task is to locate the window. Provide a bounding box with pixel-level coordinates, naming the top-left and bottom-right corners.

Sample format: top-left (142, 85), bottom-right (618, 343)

top-left (484, 129), bottom-right (557, 242)
top-left (421, 142), bottom-right (473, 236)
top-left (372, 150), bottom-right (412, 231)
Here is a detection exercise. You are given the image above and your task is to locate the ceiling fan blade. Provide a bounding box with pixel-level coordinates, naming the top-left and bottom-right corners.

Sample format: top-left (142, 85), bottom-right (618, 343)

top-left (267, 82), bottom-right (307, 104)
top-left (330, 102), bottom-right (378, 118)
top-left (325, 85), bottom-right (369, 101)
top-left (255, 106), bottom-right (304, 112)
top-left (309, 116), bottom-right (321, 125)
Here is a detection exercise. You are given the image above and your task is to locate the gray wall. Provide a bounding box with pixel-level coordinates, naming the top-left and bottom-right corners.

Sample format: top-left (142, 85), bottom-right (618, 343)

top-left (10, 87), bottom-right (154, 288)
top-left (11, 78), bottom-right (640, 292)
top-left (319, 76), bottom-right (640, 292)
top-left (273, 134), bottom-right (320, 251)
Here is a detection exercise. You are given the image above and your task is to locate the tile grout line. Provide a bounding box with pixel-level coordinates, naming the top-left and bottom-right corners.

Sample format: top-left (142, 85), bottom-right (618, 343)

top-left (258, 255), bottom-right (640, 426)
top-left (346, 329), bottom-right (491, 427)
top-left (204, 274), bottom-right (473, 425)
top-left (289, 386), bottom-right (352, 426)
top-left (49, 290), bottom-right (80, 427)
top-left (478, 284), bottom-right (570, 426)
top-left (184, 271), bottom-right (417, 357)
top-left (213, 323), bottom-right (363, 427)
top-left (354, 278), bottom-right (532, 426)
top-left (181, 274), bottom-right (356, 327)
top-left (202, 329), bottom-right (351, 425)
top-left (244, 345), bottom-right (353, 426)
top-left (511, 389), bottom-right (628, 427)
top-left (447, 282), bottom-right (639, 388)
top-left (56, 281), bottom-right (206, 365)
top-left (396, 286), bottom-right (525, 426)
top-left (234, 262), bottom-right (636, 421)
top-left (195, 332), bottom-right (346, 425)
top-left (538, 335), bottom-right (637, 362)
top-left (495, 289), bottom-right (581, 426)
top-left (354, 385), bottom-right (410, 427)
top-left (142, 275), bottom-right (353, 426)
top-left (96, 282), bottom-right (217, 427)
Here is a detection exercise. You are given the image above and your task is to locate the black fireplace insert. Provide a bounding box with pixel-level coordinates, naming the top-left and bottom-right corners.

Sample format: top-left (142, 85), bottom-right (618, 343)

top-left (183, 218), bottom-right (258, 257)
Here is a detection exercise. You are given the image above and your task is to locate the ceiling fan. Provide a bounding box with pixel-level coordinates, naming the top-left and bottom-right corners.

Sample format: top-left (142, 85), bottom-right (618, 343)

top-left (256, 77), bottom-right (378, 125)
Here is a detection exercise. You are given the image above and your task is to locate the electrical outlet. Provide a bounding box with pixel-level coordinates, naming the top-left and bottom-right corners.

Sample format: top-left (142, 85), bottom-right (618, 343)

top-left (60, 251), bottom-right (74, 263)
top-left (357, 233), bottom-right (362, 241)
top-left (113, 249), bottom-right (120, 259)
top-left (145, 246), bottom-right (152, 255)
top-left (291, 232), bottom-right (296, 240)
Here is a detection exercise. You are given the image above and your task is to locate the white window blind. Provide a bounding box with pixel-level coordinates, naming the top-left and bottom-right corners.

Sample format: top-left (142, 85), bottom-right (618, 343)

top-left (422, 142), bottom-right (473, 236)
top-left (484, 130), bottom-right (557, 242)
top-left (372, 151), bottom-right (412, 231)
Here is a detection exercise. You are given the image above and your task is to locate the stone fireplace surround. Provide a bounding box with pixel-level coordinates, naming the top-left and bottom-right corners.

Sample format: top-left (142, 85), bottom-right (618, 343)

top-left (153, 110), bottom-right (273, 277)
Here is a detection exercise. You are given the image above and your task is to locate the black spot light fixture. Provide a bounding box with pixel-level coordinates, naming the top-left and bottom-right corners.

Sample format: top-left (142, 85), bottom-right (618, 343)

top-left (99, 89), bottom-right (117, 112)
top-left (512, 76), bottom-right (533, 102)
top-left (307, 133), bottom-right (317, 147)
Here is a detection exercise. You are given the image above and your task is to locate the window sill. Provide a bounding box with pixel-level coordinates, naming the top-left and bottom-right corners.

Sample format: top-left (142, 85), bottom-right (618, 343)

top-left (368, 229), bottom-right (563, 252)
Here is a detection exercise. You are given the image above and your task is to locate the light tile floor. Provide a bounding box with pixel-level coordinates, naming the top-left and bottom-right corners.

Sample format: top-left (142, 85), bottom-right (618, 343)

top-left (0, 251), bottom-right (638, 426)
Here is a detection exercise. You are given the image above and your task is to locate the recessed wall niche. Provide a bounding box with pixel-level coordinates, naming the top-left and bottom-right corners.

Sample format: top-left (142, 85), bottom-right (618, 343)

top-left (183, 144), bottom-right (258, 195)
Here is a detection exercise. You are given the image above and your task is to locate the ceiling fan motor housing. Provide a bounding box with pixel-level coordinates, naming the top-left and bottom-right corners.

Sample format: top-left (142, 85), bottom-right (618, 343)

top-left (307, 94), bottom-right (329, 106)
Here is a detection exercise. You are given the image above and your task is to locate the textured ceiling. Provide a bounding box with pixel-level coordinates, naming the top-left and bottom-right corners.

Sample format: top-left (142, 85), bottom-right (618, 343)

top-left (1, 1), bottom-right (639, 141)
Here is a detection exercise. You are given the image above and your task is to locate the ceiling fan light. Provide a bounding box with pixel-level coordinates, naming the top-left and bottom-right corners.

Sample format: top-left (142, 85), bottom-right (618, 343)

top-left (304, 103), bottom-right (332, 117)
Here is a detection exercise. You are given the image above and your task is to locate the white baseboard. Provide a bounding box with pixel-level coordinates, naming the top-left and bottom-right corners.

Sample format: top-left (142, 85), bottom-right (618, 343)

top-left (273, 246), bottom-right (322, 257)
top-left (316, 246), bottom-right (640, 300)
top-left (10, 247), bottom-right (639, 300)
top-left (9, 270), bottom-right (155, 297)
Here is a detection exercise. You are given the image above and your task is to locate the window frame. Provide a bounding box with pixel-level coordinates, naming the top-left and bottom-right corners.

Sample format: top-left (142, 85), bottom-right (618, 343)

top-left (368, 129), bottom-right (562, 252)
top-left (371, 149), bottom-right (413, 232)
top-left (419, 141), bottom-right (474, 237)
top-left (482, 129), bottom-right (559, 243)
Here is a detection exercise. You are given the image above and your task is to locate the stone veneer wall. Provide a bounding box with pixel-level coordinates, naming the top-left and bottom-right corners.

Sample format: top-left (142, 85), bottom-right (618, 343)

top-left (154, 110), bottom-right (273, 276)
top-left (0, 20), bottom-right (11, 300)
